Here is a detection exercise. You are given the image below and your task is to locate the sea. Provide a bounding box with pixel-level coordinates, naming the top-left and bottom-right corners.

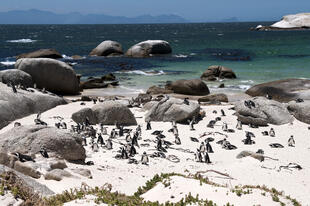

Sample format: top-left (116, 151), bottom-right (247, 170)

top-left (1, 23), bottom-right (310, 96)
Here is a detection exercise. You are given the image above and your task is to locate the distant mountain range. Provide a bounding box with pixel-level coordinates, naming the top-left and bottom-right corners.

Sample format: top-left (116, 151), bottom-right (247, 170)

top-left (0, 9), bottom-right (188, 24)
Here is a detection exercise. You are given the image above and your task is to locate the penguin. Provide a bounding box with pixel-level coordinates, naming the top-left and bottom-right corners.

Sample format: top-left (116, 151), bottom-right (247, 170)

top-left (129, 144), bottom-right (137, 156)
top-left (199, 142), bottom-right (206, 153)
top-left (269, 128), bottom-right (275, 137)
top-left (266, 93), bottom-right (272, 100)
top-left (212, 110), bottom-right (217, 114)
top-left (189, 118), bottom-right (195, 131)
top-left (14, 122), bottom-right (21, 127)
top-left (14, 152), bottom-right (35, 162)
top-left (221, 109), bottom-right (226, 116)
top-left (141, 152), bottom-right (149, 165)
top-left (173, 125), bottom-right (179, 136)
top-left (222, 122), bottom-right (228, 132)
top-left (236, 120), bottom-right (242, 130)
top-left (91, 143), bottom-right (99, 152)
top-left (61, 122), bottom-right (67, 129)
top-left (121, 147), bottom-right (129, 159)
top-left (110, 129), bottom-right (116, 139)
top-left (146, 121), bottom-right (152, 130)
top-left (106, 138), bottom-right (113, 150)
top-left (183, 98), bottom-right (190, 105)
top-left (175, 134), bottom-right (181, 145)
top-left (205, 140), bottom-right (214, 153)
top-left (288, 135), bottom-right (295, 147)
top-left (11, 84), bottom-right (17, 93)
top-left (207, 120), bottom-right (216, 128)
top-left (262, 131), bottom-right (269, 136)
top-left (195, 149), bottom-right (203, 162)
top-left (126, 133), bottom-right (132, 143)
top-left (119, 125), bottom-right (124, 137)
top-left (97, 134), bottom-right (105, 146)
top-left (39, 147), bottom-right (49, 158)
top-left (203, 152), bottom-right (211, 163)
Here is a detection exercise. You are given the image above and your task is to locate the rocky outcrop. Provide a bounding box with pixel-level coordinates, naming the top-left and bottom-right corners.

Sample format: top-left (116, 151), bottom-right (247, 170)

top-left (272, 13), bottom-right (310, 29)
top-left (134, 93), bottom-right (152, 104)
top-left (165, 79), bottom-right (210, 96)
top-left (0, 82), bottom-right (66, 129)
top-left (16, 58), bottom-right (80, 95)
top-left (145, 97), bottom-right (200, 123)
top-left (44, 169), bottom-right (73, 181)
top-left (17, 49), bottom-right (62, 59)
top-left (89, 40), bottom-right (123, 56)
top-left (101, 73), bottom-right (116, 81)
top-left (198, 93), bottom-right (228, 104)
top-left (0, 125), bottom-right (86, 162)
top-left (234, 97), bottom-right (293, 126)
top-left (0, 69), bottom-right (33, 87)
top-left (71, 108), bottom-right (98, 125)
top-left (92, 101), bottom-right (137, 126)
top-left (13, 161), bottom-right (41, 179)
top-left (287, 101), bottom-right (310, 124)
top-left (246, 79), bottom-right (310, 102)
top-left (50, 160), bottom-right (68, 170)
top-left (146, 85), bottom-right (173, 95)
top-left (71, 168), bottom-right (92, 178)
top-left (201, 65), bottom-right (236, 81)
top-left (80, 77), bottom-right (119, 89)
top-left (126, 40), bottom-right (172, 57)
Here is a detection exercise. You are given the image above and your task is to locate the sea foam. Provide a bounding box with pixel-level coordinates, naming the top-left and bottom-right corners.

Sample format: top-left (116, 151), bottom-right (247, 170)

top-left (0, 61), bottom-right (16, 66)
top-left (6, 39), bottom-right (37, 43)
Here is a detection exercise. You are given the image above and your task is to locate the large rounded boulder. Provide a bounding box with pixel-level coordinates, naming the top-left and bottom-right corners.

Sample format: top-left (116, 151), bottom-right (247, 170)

top-left (145, 97), bottom-right (200, 123)
top-left (126, 40), bottom-right (172, 57)
top-left (0, 125), bottom-right (86, 162)
top-left (246, 79), bottom-right (310, 103)
top-left (89, 40), bottom-right (123, 56)
top-left (0, 82), bottom-right (66, 129)
top-left (234, 97), bottom-right (293, 126)
top-left (71, 108), bottom-right (98, 125)
top-left (201, 65), bottom-right (236, 81)
top-left (92, 101), bottom-right (137, 126)
top-left (165, 79), bottom-right (210, 96)
top-left (287, 101), bottom-right (310, 124)
top-left (15, 58), bottom-right (80, 95)
top-left (0, 69), bottom-right (33, 87)
top-left (17, 49), bottom-right (62, 59)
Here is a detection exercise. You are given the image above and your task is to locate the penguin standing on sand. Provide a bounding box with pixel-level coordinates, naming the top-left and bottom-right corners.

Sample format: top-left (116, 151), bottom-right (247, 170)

top-left (97, 134), bottom-right (105, 146)
top-left (175, 134), bottom-right (181, 145)
top-left (39, 147), bottom-right (49, 158)
top-left (146, 121), bottom-right (152, 130)
top-left (236, 120), bottom-right (242, 130)
top-left (221, 109), bottom-right (226, 116)
top-left (203, 152), bottom-right (211, 163)
top-left (288, 135), bottom-right (295, 147)
top-left (205, 139), bottom-right (214, 153)
top-left (222, 122), bottom-right (228, 132)
top-left (199, 142), bottom-right (206, 153)
top-left (189, 118), bottom-right (195, 131)
top-left (106, 138), bottom-right (113, 150)
top-left (269, 128), bottom-right (275, 137)
top-left (141, 152), bottom-right (149, 165)
top-left (195, 149), bottom-right (202, 162)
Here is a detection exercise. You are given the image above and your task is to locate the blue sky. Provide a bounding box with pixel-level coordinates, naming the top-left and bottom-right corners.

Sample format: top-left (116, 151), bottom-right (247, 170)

top-left (2, 0), bottom-right (310, 22)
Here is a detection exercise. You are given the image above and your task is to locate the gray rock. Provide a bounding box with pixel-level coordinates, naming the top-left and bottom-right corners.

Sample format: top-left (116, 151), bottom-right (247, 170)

top-left (44, 169), bottom-right (73, 181)
top-left (0, 82), bottom-right (66, 129)
top-left (142, 101), bottom-right (158, 111)
top-left (0, 125), bottom-right (86, 162)
top-left (126, 40), bottom-right (172, 57)
top-left (13, 161), bottom-right (41, 179)
top-left (71, 168), bottom-right (92, 178)
top-left (134, 93), bottom-right (152, 104)
top-left (0, 165), bottom-right (54, 196)
top-left (234, 97), bottom-right (293, 126)
top-left (50, 160), bottom-right (68, 170)
top-left (0, 69), bottom-right (33, 87)
top-left (287, 101), bottom-right (310, 124)
top-left (198, 93), bottom-right (228, 103)
top-left (16, 49), bottom-right (62, 59)
top-left (71, 108), bottom-right (98, 125)
top-left (246, 78), bottom-right (310, 102)
top-left (165, 79), bottom-right (210, 96)
top-left (89, 40), bottom-right (123, 56)
top-left (16, 58), bottom-right (80, 95)
top-left (201, 65), bottom-right (236, 81)
top-left (145, 97), bottom-right (200, 123)
top-left (0, 152), bottom-right (18, 168)
top-left (146, 85), bottom-right (173, 95)
top-left (92, 101), bottom-right (137, 126)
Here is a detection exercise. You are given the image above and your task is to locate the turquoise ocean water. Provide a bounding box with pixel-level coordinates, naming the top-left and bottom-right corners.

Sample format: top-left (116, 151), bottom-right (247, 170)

top-left (0, 23), bottom-right (310, 95)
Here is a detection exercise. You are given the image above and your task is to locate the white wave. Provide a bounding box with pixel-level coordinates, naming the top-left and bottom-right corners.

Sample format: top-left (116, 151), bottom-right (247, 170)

top-left (116, 70), bottom-right (165, 76)
top-left (238, 85), bottom-right (251, 90)
top-left (62, 54), bottom-right (73, 60)
top-left (0, 61), bottom-right (15, 66)
top-left (6, 39), bottom-right (37, 43)
top-left (190, 53), bottom-right (196, 56)
top-left (119, 86), bottom-right (145, 94)
top-left (240, 80), bottom-right (254, 83)
top-left (217, 33), bottom-right (224, 36)
top-left (174, 54), bottom-right (188, 58)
